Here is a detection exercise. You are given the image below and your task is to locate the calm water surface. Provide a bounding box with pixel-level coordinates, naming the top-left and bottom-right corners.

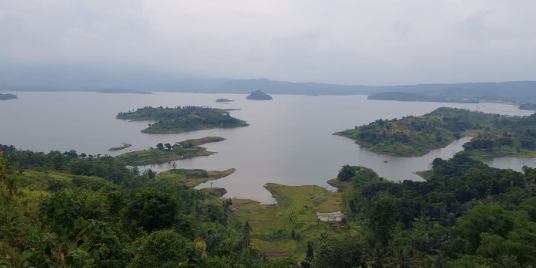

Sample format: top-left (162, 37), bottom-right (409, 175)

top-left (1, 92), bottom-right (534, 203)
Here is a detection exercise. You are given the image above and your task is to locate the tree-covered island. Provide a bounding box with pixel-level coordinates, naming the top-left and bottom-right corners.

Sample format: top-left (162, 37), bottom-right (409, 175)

top-left (108, 143), bottom-right (132, 151)
top-left (336, 107), bottom-right (536, 157)
top-left (246, 90), bottom-right (273, 100)
top-left (116, 136), bottom-right (224, 165)
top-left (116, 106), bottom-right (248, 134)
top-left (0, 92), bottom-right (17, 100)
top-left (216, 98), bottom-right (234, 103)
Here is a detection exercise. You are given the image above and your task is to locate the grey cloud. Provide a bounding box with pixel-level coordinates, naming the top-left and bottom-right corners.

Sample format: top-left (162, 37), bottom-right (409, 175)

top-left (0, 0), bottom-right (535, 85)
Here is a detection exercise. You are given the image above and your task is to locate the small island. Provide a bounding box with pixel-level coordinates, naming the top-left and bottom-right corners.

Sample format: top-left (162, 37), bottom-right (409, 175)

top-left (116, 136), bottom-right (225, 165)
top-left (116, 106), bottom-right (248, 134)
top-left (336, 107), bottom-right (536, 158)
top-left (108, 143), bottom-right (132, 151)
top-left (246, 90), bottom-right (272, 100)
top-left (216, 98), bottom-right (234, 103)
top-left (94, 88), bottom-right (152, 94)
top-left (0, 92), bottom-right (17, 100)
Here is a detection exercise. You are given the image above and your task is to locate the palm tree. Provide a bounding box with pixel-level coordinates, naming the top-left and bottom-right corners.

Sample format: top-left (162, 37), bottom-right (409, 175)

top-left (385, 248), bottom-right (418, 268)
top-left (419, 256), bottom-right (451, 268)
top-left (362, 243), bottom-right (389, 268)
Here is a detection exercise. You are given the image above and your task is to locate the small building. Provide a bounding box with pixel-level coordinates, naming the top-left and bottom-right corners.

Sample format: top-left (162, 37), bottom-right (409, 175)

top-left (331, 222), bottom-right (347, 228)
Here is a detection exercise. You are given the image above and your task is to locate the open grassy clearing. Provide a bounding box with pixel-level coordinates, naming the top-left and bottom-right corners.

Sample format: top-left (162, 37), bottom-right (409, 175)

top-left (228, 183), bottom-right (357, 259)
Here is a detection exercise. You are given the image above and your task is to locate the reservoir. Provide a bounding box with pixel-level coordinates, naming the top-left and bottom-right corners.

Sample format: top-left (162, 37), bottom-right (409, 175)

top-left (1, 92), bottom-right (534, 203)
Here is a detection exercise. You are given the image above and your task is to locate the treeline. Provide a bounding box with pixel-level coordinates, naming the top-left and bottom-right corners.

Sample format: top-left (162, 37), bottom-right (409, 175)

top-left (303, 153), bottom-right (536, 267)
top-left (116, 106), bottom-right (248, 134)
top-left (0, 145), bottom-right (297, 267)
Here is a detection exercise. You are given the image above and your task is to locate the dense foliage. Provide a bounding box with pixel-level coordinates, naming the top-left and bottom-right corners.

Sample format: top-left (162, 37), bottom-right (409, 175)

top-left (337, 107), bottom-right (536, 157)
top-left (306, 153), bottom-right (536, 267)
top-left (116, 106), bottom-right (248, 134)
top-left (0, 145), bottom-right (297, 267)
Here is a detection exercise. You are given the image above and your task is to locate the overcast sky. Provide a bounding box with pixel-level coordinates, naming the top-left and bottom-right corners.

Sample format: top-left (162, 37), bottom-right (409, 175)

top-left (1, 0), bottom-right (536, 85)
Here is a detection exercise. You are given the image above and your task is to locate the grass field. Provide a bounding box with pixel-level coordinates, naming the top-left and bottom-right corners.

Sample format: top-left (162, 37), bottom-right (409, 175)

top-left (229, 183), bottom-right (355, 259)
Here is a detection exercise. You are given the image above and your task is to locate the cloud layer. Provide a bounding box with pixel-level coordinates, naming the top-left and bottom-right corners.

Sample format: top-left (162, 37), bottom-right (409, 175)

top-left (1, 0), bottom-right (535, 85)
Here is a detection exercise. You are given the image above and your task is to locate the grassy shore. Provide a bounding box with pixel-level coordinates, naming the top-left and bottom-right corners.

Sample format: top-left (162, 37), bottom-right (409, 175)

top-left (228, 183), bottom-right (351, 259)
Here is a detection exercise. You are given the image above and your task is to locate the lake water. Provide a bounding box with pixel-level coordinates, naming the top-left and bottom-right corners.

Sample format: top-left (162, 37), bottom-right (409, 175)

top-left (1, 92), bottom-right (534, 203)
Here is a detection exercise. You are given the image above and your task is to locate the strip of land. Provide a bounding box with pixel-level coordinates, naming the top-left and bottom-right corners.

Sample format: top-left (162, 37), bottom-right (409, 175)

top-left (156, 168), bottom-right (235, 187)
top-left (108, 143), bottom-right (132, 151)
top-left (116, 136), bottom-right (224, 165)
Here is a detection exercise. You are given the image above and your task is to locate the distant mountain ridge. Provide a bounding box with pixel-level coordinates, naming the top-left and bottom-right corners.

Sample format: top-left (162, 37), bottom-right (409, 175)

top-left (2, 76), bottom-right (536, 102)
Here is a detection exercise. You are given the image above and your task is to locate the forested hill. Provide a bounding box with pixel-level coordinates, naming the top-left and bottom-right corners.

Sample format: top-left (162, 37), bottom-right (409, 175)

top-left (0, 92), bottom-right (17, 100)
top-left (336, 107), bottom-right (536, 157)
top-left (5, 73), bottom-right (536, 98)
top-left (0, 144), bottom-right (298, 267)
top-left (328, 153), bottom-right (536, 267)
top-left (116, 106), bottom-right (249, 134)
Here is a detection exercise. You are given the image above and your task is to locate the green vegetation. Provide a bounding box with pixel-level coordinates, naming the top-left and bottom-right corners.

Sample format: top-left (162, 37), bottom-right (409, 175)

top-left (156, 168), bottom-right (235, 187)
top-left (247, 90), bottom-right (273, 100)
top-left (116, 137), bottom-right (224, 166)
top-left (298, 153), bottom-right (536, 267)
top-left (216, 98), bottom-right (234, 102)
top-left (519, 102), bottom-right (536, 111)
top-left (337, 107), bottom-right (536, 157)
top-left (108, 143), bottom-right (132, 151)
top-left (0, 144), bottom-right (298, 268)
top-left (229, 183), bottom-right (344, 259)
top-left (0, 92), bottom-right (17, 100)
top-left (116, 106), bottom-right (248, 134)
top-left (3, 139), bottom-right (536, 267)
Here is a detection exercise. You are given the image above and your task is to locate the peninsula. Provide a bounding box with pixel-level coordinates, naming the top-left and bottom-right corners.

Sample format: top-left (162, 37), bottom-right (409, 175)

top-left (116, 136), bottom-right (224, 165)
top-left (336, 107), bottom-right (536, 158)
top-left (116, 106), bottom-right (248, 134)
top-left (246, 90), bottom-right (272, 100)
